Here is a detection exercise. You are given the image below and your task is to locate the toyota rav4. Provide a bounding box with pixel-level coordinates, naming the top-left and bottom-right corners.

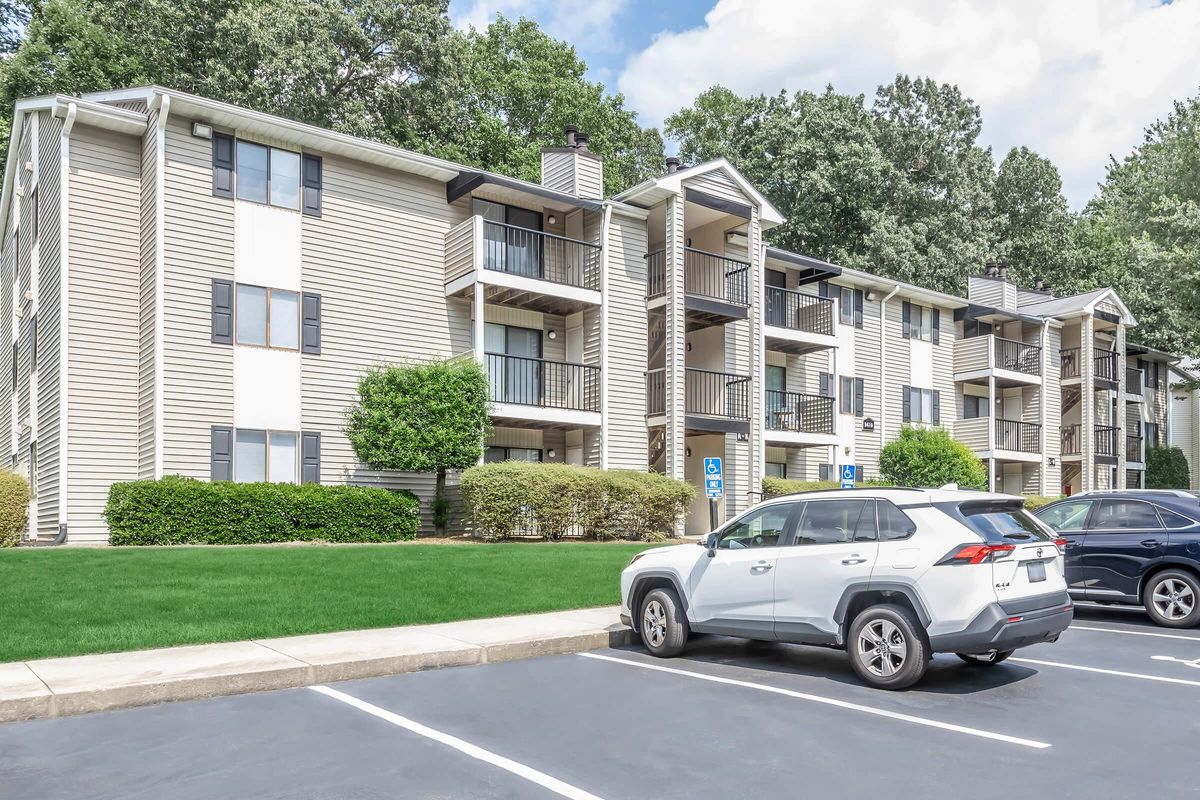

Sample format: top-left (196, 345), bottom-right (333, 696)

top-left (620, 487), bottom-right (1074, 689)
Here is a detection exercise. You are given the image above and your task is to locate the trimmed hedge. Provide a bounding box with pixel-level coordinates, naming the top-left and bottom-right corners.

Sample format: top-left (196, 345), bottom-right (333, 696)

top-left (1022, 495), bottom-right (1062, 511)
top-left (880, 426), bottom-right (989, 490)
top-left (762, 476), bottom-right (887, 498)
top-left (104, 476), bottom-right (420, 545)
top-left (460, 462), bottom-right (694, 541)
top-left (0, 470), bottom-right (29, 547)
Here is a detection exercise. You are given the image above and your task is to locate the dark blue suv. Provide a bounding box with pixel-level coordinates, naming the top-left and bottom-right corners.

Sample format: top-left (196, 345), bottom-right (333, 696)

top-left (1035, 490), bottom-right (1200, 628)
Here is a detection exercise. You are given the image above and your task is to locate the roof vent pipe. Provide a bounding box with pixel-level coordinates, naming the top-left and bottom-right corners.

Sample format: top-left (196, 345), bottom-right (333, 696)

top-left (984, 261), bottom-right (997, 278)
top-left (665, 157), bottom-right (680, 174)
top-left (563, 125), bottom-right (578, 148)
top-left (997, 260), bottom-right (1009, 280)
top-left (574, 132), bottom-right (590, 151)
top-left (1033, 276), bottom-right (1044, 291)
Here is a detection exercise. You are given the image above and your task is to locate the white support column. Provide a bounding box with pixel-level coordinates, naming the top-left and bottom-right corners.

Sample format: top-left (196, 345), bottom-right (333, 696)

top-left (57, 103), bottom-right (75, 536)
top-left (1115, 324), bottom-right (1127, 488)
top-left (1080, 314), bottom-right (1095, 491)
top-left (988, 373), bottom-right (996, 490)
top-left (664, 195), bottom-right (686, 484)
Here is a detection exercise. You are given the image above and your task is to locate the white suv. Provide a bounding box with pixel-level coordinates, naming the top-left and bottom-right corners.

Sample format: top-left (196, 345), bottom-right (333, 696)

top-left (620, 487), bottom-right (1074, 689)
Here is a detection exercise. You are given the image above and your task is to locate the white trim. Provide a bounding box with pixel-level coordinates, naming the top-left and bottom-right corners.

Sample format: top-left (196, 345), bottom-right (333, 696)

top-left (152, 95), bottom-right (169, 478)
top-left (490, 402), bottom-right (601, 429)
top-left (615, 158), bottom-right (785, 227)
top-left (477, 269), bottom-right (601, 308)
top-left (762, 325), bottom-right (838, 354)
top-left (599, 203), bottom-right (612, 469)
top-left (763, 430), bottom-right (840, 449)
top-left (56, 102), bottom-right (75, 529)
top-left (27, 112), bottom-right (39, 533)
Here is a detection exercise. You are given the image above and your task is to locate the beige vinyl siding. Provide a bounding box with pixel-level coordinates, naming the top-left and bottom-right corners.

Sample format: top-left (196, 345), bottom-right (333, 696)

top-left (605, 209), bottom-right (649, 470)
top-left (540, 151), bottom-right (576, 196)
top-left (683, 168), bottom-right (751, 205)
top-left (882, 299), bottom-right (910, 434)
top-left (853, 292), bottom-right (883, 475)
top-left (1043, 326), bottom-right (1062, 493)
top-left (161, 117), bottom-right (234, 476)
top-left (66, 123), bottom-right (142, 541)
top-left (137, 113), bottom-right (158, 479)
top-left (299, 151), bottom-right (467, 533)
top-left (15, 122), bottom-right (32, 462)
top-left (0, 180), bottom-right (11, 460)
top-left (932, 304), bottom-right (955, 426)
top-left (35, 111), bottom-right (64, 536)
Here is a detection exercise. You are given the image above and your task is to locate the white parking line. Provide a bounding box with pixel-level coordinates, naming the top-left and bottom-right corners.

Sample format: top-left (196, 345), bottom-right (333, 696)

top-left (309, 685), bottom-right (606, 800)
top-left (579, 652), bottom-right (1050, 750)
top-left (1011, 657), bottom-right (1200, 687)
top-left (1072, 625), bottom-right (1200, 642)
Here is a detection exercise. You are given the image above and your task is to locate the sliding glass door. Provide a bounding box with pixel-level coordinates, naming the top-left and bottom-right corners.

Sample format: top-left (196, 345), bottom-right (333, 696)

top-left (485, 323), bottom-right (543, 405)
top-left (473, 199), bottom-right (544, 279)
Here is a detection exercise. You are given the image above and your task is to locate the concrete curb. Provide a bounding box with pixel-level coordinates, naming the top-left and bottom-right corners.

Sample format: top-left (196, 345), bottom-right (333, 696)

top-left (0, 608), bottom-right (633, 725)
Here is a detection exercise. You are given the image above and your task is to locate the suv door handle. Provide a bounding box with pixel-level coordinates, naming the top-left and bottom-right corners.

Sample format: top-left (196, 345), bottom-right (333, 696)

top-left (1141, 539), bottom-right (1160, 548)
top-left (750, 561), bottom-right (773, 572)
top-left (842, 557), bottom-right (869, 566)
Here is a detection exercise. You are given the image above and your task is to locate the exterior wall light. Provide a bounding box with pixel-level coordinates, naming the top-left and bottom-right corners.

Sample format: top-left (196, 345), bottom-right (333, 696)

top-left (192, 121), bottom-right (213, 139)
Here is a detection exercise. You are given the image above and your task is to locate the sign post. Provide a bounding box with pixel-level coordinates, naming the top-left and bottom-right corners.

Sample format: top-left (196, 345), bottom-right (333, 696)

top-left (840, 464), bottom-right (857, 490)
top-left (704, 457), bottom-right (723, 531)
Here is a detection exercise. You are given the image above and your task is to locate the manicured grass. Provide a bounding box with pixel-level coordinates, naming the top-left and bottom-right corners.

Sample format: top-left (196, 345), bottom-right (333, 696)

top-left (0, 542), bottom-right (657, 663)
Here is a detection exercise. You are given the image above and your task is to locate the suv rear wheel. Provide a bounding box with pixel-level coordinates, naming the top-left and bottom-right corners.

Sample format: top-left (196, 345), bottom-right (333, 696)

top-left (1143, 570), bottom-right (1200, 628)
top-left (848, 604), bottom-right (929, 690)
top-left (639, 587), bottom-right (688, 657)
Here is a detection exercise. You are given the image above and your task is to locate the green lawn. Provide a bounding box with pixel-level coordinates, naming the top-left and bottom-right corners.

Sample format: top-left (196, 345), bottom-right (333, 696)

top-left (0, 542), bottom-right (655, 663)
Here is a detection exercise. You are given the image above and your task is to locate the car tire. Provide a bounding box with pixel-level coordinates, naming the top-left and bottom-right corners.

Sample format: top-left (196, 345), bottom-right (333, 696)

top-left (1143, 570), bottom-right (1200, 628)
top-left (639, 587), bottom-right (688, 658)
top-left (847, 604), bottom-right (929, 690)
top-left (955, 650), bottom-right (1014, 666)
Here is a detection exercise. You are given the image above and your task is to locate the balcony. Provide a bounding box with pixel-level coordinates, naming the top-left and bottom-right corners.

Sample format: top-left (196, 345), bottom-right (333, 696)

top-left (645, 247), bottom-right (750, 329)
top-left (954, 417), bottom-right (1041, 461)
top-left (763, 287), bottom-right (837, 355)
top-left (954, 335), bottom-right (1041, 385)
top-left (1060, 347), bottom-right (1120, 389)
top-left (445, 217), bottom-right (601, 314)
top-left (645, 367), bottom-right (751, 435)
top-left (1125, 367), bottom-right (1145, 401)
top-left (1127, 435), bottom-right (1144, 464)
top-left (995, 419), bottom-right (1042, 454)
top-left (1061, 424), bottom-right (1119, 462)
top-left (764, 390), bottom-right (838, 447)
top-left (486, 353), bottom-right (601, 428)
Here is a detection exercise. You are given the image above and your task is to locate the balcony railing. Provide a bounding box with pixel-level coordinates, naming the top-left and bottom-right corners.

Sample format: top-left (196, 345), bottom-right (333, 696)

top-left (480, 220), bottom-right (600, 289)
top-left (643, 248), bottom-right (750, 306)
top-left (764, 287), bottom-right (834, 336)
top-left (1127, 435), bottom-right (1144, 463)
top-left (995, 419), bottom-right (1041, 453)
top-left (765, 390), bottom-right (835, 434)
top-left (644, 368), bottom-right (750, 419)
top-left (1094, 351), bottom-right (1119, 384)
top-left (994, 337), bottom-right (1042, 376)
top-left (486, 353), bottom-right (599, 412)
top-left (1061, 347), bottom-right (1080, 379)
top-left (1126, 366), bottom-right (1143, 391)
top-left (1095, 425), bottom-right (1119, 458)
top-left (1061, 424), bottom-right (1080, 456)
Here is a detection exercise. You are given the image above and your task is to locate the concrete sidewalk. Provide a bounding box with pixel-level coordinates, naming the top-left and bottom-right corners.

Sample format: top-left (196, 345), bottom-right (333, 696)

top-left (0, 606), bottom-right (632, 724)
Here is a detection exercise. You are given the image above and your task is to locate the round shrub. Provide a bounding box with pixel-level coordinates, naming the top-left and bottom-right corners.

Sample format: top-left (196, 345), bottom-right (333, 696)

top-left (1146, 445), bottom-right (1190, 490)
top-left (0, 470), bottom-right (30, 547)
top-left (879, 426), bottom-right (988, 490)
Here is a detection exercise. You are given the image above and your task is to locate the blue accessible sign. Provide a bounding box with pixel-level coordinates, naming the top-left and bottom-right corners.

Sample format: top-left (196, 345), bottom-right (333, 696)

top-left (703, 457), bottom-right (723, 499)
top-left (840, 464), bottom-right (857, 490)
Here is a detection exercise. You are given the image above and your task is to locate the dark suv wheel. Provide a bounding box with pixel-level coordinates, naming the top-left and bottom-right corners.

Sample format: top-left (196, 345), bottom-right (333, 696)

top-left (847, 604), bottom-right (930, 690)
top-left (639, 587), bottom-right (688, 657)
top-left (1143, 569), bottom-right (1200, 628)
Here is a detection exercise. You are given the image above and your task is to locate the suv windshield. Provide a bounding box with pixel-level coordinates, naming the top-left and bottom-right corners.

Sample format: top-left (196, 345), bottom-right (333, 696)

top-left (939, 500), bottom-right (1054, 543)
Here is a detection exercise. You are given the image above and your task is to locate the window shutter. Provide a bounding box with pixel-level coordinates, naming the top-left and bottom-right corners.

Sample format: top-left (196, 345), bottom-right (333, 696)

top-left (931, 390), bottom-right (941, 425)
top-left (901, 301), bottom-right (910, 339)
top-left (301, 292), bottom-right (321, 354)
top-left (211, 426), bottom-right (233, 481)
top-left (212, 133), bottom-right (235, 198)
top-left (854, 289), bottom-right (863, 329)
top-left (819, 372), bottom-right (831, 398)
top-left (301, 431), bottom-right (321, 484)
top-left (818, 281), bottom-right (830, 299)
top-left (931, 308), bottom-right (941, 345)
top-left (902, 385), bottom-right (911, 422)
top-left (855, 378), bottom-right (864, 417)
top-left (211, 279), bottom-right (234, 344)
top-left (302, 154), bottom-right (323, 217)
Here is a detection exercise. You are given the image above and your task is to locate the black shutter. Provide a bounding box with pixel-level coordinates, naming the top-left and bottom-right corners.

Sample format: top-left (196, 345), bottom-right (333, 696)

top-left (302, 154), bottom-right (322, 217)
top-left (855, 378), bottom-right (864, 417)
top-left (818, 280), bottom-right (830, 299)
top-left (301, 292), bottom-right (321, 354)
top-left (212, 133), bottom-right (235, 198)
top-left (931, 390), bottom-right (941, 425)
top-left (211, 426), bottom-right (233, 481)
top-left (211, 279), bottom-right (234, 344)
top-left (901, 301), bottom-right (910, 339)
top-left (819, 372), bottom-right (831, 398)
top-left (902, 385), bottom-right (911, 422)
top-left (854, 289), bottom-right (863, 329)
top-left (301, 432), bottom-right (321, 484)
top-left (931, 308), bottom-right (941, 345)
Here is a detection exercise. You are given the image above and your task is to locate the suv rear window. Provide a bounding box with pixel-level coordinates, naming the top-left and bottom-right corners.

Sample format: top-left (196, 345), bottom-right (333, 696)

top-left (940, 500), bottom-right (1054, 544)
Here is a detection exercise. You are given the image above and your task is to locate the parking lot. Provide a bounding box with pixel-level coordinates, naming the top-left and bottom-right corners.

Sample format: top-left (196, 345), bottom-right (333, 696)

top-left (2, 604), bottom-right (1197, 799)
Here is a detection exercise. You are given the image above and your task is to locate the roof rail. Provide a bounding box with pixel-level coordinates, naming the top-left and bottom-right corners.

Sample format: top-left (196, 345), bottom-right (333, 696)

top-left (1072, 489), bottom-right (1196, 498)
top-left (773, 486), bottom-right (927, 498)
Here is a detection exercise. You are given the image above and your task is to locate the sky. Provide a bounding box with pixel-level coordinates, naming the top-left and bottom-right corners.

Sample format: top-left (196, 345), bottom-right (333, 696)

top-left (450, 0), bottom-right (1200, 210)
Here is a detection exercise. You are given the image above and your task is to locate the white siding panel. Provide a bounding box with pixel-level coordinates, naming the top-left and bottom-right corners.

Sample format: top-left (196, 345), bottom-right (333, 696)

top-left (35, 112), bottom-right (64, 535)
top-left (605, 211), bottom-right (648, 469)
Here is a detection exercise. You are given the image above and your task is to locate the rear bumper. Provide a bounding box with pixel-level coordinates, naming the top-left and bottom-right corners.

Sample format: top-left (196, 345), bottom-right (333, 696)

top-left (929, 592), bottom-right (1073, 654)
top-left (620, 613), bottom-right (632, 629)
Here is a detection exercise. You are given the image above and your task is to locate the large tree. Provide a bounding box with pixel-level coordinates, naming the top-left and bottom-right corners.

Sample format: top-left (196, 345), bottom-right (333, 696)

top-left (991, 146), bottom-right (1076, 288)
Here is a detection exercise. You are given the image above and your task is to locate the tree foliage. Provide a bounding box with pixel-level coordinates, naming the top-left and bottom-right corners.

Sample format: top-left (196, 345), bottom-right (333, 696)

top-left (1146, 446), bottom-right (1191, 490)
top-left (878, 427), bottom-right (988, 490)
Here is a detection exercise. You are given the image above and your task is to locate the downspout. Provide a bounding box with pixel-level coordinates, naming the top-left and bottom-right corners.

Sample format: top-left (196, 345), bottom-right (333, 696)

top-left (1039, 318), bottom-right (1051, 496)
top-left (47, 102), bottom-right (76, 546)
top-left (152, 94), bottom-right (170, 479)
top-left (598, 203), bottom-right (612, 469)
top-left (878, 284), bottom-right (901, 447)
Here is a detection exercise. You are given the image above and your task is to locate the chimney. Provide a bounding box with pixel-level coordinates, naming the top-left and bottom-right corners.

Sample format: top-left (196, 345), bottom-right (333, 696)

top-left (541, 124), bottom-right (603, 199)
top-left (984, 260), bottom-right (997, 278)
top-left (968, 259), bottom-right (1017, 311)
top-left (665, 157), bottom-right (680, 174)
top-left (1033, 276), bottom-right (1044, 291)
top-left (997, 259), bottom-right (1009, 280)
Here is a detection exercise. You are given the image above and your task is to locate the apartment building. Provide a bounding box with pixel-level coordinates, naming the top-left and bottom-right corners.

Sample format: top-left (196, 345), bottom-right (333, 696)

top-left (0, 86), bottom-right (1178, 543)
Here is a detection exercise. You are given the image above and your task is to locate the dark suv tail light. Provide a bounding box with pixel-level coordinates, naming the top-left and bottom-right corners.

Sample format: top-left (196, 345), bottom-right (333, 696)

top-left (936, 543), bottom-right (1016, 566)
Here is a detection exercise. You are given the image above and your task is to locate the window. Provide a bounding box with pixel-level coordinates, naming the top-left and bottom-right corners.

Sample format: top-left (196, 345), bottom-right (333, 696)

top-left (877, 500), bottom-right (917, 540)
top-left (1036, 501), bottom-right (1092, 532)
top-left (839, 376), bottom-right (864, 416)
top-left (955, 501), bottom-right (1054, 543)
top-left (963, 395), bottom-right (989, 419)
top-left (234, 429), bottom-right (298, 483)
top-left (1092, 499), bottom-right (1162, 530)
top-left (902, 301), bottom-right (940, 344)
top-left (235, 141), bottom-right (269, 203)
top-left (902, 386), bottom-right (940, 424)
top-left (235, 285), bottom-right (300, 350)
top-left (765, 462), bottom-right (787, 479)
top-left (718, 503), bottom-right (793, 549)
top-left (484, 447), bottom-right (542, 463)
top-left (214, 134), bottom-right (319, 214)
top-left (1155, 506), bottom-right (1197, 529)
top-left (766, 365), bottom-right (786, 393)
top-left (1145, 422), bottom-right (1161, 448)
top-left (794, 499), bottom-right (874, 545)
top-left (269, 149), bottom-right (301, 210)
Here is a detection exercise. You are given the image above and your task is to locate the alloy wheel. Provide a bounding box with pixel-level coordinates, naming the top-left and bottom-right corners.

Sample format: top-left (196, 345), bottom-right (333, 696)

top-left (1152, 578), bottom-right (1196, 621)
top-left (857, 618), bottom-right (908, 677)
top-left (643, 599), bottom-right (667, 648)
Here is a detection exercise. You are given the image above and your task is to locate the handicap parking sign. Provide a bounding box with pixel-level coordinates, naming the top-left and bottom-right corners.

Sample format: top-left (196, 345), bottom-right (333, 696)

top-left (840, 464), bottom-right (856, 490)
top-left (703, 457), bottom-right (723, 499)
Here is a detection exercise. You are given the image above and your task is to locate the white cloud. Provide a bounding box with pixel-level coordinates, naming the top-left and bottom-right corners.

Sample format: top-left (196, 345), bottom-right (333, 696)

top-left (617, 0), bottom-right (1200, 208)
top-left (454, 0), bottom-right (630, 53)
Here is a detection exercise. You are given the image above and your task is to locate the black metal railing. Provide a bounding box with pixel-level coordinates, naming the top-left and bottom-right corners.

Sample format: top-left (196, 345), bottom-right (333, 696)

top-left (685, 248), bottom-right (749, 306)
top-left (481, 221), bottom-right (601, 290)
top-left (486, 353), bottom-right (600, 411)
top-left (686, 368), bottom-right (750, 419)
top-left (1061, 347), bottom-right (1080, 379)
top-left (1126, 367), bottom-right (1143, 392)
top-left (645, 368), bottom-right (666, 416)
top-left (764, 287), bottom-right (834, 335)
top-left (994, 337), bottom-right (1041, 376)
top-left (1061, 424), bottom-right (1080, 456)
top-left (765, 390), bottom-right (835, 434)
top-left (995, 419), bottom-right (1041, 453)
top-left (1126, 435), bottom-right (1143, 463)
top-left (1094, 351), bottom-right (1119, 384)
top-left (1095, 424), bottom-right (1119, 458)
top-left (645, 249), bottom-right (666, 300)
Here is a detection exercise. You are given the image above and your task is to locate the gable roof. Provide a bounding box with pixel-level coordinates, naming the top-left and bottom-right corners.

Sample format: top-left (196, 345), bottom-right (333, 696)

top-left (614, 158), bottom-right (786, 228)
top-left (1017, 287), bottom-right (1136, 324)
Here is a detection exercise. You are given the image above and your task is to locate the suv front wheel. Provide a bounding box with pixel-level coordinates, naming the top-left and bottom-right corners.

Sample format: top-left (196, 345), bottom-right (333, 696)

top-left (848, 604), bottom-right (929, 690)
top-left (639, 587), bottom-right (688, 657)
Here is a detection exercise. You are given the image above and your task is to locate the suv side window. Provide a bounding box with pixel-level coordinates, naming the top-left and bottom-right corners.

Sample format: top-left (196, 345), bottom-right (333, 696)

top-left (718, 503), bottom-right (793, 549)
top-left (877, 500), bottom-right (917, 541)
top-left (793, 499), bottom-right (873, 545)
top-left (1036, 500), bottom-right (1092, 531)
top-left (1091, 499), bottom-right (1161, 530)
top-left (1155, 506), bottom-right (1197, 529)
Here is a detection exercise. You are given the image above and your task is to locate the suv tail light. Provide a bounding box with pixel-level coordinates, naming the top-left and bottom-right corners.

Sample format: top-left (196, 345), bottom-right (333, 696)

top-left (936, 543), bottom-right (1016, 566)
top-left (1054, 537), bottom-right (1068, 555)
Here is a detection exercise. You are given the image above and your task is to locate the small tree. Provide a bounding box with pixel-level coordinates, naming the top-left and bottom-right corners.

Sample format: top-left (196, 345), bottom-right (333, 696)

top-left (879, 426), bottom-right (988, 490)
top-left (1146, 445), bottom-right (1190, 490)
top-left (344, 358), bottom-right (490, 535)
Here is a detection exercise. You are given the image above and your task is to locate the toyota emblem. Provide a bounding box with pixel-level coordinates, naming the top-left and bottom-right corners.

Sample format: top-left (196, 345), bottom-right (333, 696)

top-left (1036, 548), bottom-right (1043, 558)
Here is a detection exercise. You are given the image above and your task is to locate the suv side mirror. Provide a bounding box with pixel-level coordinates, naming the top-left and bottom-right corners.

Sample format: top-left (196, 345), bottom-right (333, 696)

top-left (704, 533), bottom-right (718, 557)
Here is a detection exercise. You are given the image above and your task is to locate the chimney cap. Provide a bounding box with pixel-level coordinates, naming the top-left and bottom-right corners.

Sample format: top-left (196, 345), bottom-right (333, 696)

top-left (563, 125), bottom-right (578, 147)
top-left (574, 132), bottom-right (590, 151)
top-left (665, 156), bottom-right (681, 174)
